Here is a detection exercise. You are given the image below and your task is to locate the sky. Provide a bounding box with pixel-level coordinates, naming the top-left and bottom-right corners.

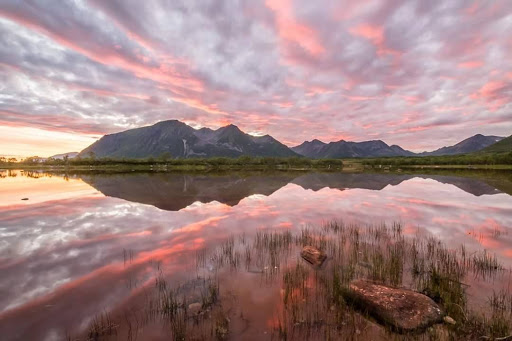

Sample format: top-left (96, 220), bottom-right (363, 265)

top-left (0, 0), bottom-right (511, 157)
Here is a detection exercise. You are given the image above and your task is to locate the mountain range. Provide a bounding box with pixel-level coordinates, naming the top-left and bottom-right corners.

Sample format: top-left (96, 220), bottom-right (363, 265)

top-left (291, 139), bottom-right (415, 158)
top-left (418, 134), bottom-right (503, 156)
top-left (80, 120), bottom-right (297, 159)
top-left (78, 120), bottom-right (508, 159)
top-left (49, 152), bottom-right (79, 160)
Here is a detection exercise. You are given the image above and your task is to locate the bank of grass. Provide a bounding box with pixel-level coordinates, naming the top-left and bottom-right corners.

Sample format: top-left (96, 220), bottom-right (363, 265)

top-left (361, 152), bottom-right (512, 169)
top-left (0, 156), bottom-right (344, 172)
top-left (73, 221), bottom-right (512, 340)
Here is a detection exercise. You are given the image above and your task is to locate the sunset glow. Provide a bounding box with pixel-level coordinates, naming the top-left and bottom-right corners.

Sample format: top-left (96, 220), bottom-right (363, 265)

top-left (0, 1), bottom-right (511, 155)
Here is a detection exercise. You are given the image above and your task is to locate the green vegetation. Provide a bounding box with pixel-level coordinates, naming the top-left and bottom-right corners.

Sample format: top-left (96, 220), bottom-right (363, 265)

top-left (0, 155), bottom-right (344, 171)
top-left (361, 152), bottom-right (512, 168)
top-left (481, 135), bottom-right (512, 153)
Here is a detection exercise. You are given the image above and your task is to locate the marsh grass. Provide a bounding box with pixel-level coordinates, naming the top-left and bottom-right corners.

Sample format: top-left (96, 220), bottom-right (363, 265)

top-left (197, 222), bottom-right (510, 340)
top-left (87, 312), bottom-right (118, 340)
top-left (75, 221), bottom-right (510, 340)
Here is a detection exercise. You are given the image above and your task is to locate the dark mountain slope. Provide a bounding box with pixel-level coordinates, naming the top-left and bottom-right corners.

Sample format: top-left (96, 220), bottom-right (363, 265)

top-left (292, 139), bottom-right (415, 158)
top-left (79, 120), bottom-right (299, 159)
top-left (420, 134), bottom-right (504, 156)
top-left (291, 139), bottom-right (326, 158)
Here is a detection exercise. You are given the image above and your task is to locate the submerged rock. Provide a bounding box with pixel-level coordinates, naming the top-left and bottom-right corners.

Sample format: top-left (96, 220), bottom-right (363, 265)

top-left (346, 280), bottom-right (443, 332)
top-left (300, 245), bottom-right (327, 267)
top-left (188, 302), bottom-right (202, 315)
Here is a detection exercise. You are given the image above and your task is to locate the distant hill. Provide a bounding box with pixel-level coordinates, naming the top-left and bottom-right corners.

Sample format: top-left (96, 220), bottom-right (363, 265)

top-left (49, 152), bottom-right (79, 159)
top-left (292, 134), bottom-right (505, 158)
top-left (79, 120), bottom-right (299, 159)
top-left (480, 135), bottom-right (512, 153)
top-left (292, 139), bottom-right (415, 158)
top-left (291, 139), bottom-right (327, 158)
top-left (420, 134), bottom-right (504, 156)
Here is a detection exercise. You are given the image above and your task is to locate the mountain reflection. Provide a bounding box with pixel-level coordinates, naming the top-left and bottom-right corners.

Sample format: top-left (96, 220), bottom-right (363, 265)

top-left (80, 171), bottom-right (507, 211)
top-left (1, 169), bottom-right (512, 340)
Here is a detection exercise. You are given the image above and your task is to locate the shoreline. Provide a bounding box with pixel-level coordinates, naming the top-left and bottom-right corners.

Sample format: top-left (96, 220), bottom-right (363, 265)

top-left (1, 163), bottom-right (511, 172)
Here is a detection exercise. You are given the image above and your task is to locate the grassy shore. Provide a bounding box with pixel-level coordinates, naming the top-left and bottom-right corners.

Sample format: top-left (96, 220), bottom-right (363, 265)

top-left (0, 156), bottom-right (344, 172)
top-left (361, 151), bottom-right (512, 169)
top-left (3, 153), bottom-right (511, 173)
top-left (397, 164), bottom-right (512, 170)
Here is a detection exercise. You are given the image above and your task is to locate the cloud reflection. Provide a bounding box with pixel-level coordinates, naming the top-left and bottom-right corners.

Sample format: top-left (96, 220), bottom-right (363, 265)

top-left (0, 171), bottom-right (512, 340)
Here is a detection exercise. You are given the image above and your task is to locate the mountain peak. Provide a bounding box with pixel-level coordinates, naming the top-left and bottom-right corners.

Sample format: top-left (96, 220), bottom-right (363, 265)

top-left (224, 123), bottom-right (240, 129)
top-left (293, 138), bottom-right (413, 158)
top-left (80, 119), bottom-right (298, 159)
top-left (217, 124), bottom-right (243, 134)
top-left (154, 119), bottom-right (182, 126)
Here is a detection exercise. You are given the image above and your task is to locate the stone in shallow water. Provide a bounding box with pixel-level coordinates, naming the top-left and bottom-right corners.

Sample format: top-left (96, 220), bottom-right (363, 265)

top-left (300, 245), bottom-right (327, 267)
top-left (188, 302), bottom-right (202, 315)
top-left (346, 280), bottom-right (443, 332)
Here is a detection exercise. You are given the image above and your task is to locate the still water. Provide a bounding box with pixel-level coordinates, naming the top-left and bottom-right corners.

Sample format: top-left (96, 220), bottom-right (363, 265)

top-left (1, 170), bottom-right (512, 340)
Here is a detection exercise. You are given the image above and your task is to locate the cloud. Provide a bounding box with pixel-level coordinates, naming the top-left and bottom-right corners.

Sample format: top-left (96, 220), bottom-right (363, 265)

top-left (0, 0), bottom-right (510, 156)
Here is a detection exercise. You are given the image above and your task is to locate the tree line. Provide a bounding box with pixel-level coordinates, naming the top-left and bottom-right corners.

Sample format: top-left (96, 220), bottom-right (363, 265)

top-left (3, 154), bottom-right (344, 169)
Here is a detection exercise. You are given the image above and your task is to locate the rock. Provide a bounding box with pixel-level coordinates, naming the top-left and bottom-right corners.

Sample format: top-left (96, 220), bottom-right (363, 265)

top-left (443, 316), bottom-right (456, 325)
top-left (300, 245), bottom-right (326, 267)
top-left (188, 302), bottom-right (202, 315)
top-left (345, 280), bottom-right (443, 332)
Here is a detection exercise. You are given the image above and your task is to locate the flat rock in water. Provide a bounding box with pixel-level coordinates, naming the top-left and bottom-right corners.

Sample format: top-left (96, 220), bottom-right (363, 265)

top-left (346, 280), bottom-right (443, 332)
top-left (188, 302), bottom-right (202, 315)
top-left (300, 245), bottom-right (326, 267)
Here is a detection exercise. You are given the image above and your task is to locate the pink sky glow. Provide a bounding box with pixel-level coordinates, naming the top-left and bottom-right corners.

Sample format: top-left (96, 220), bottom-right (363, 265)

top-left (0, 0), bottom-right (511, 156)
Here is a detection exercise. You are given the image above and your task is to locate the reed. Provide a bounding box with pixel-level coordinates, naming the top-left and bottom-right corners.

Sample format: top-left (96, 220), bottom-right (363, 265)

top-left (73, 220), bottom-right (511, 340)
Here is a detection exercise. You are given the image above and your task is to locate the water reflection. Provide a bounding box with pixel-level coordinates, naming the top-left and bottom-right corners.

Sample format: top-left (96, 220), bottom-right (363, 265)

top-left (0, 170), bottom-right (511, 340)
top-left (80, 171), bottom-right (508, 212)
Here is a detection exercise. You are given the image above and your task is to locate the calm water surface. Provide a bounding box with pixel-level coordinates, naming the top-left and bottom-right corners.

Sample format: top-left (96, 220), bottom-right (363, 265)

top-left (1, 170), bottom-right (512, 340)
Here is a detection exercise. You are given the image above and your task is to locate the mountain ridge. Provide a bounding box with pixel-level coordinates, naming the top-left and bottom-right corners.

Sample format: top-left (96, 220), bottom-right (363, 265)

top-left (78, 120), bottom-right (508, 159)
top-left (292, 139), bottom-right (416, 158)
top-left (49, 152), bottom-right (79, 159)
top-left (418, 134), bottom-right (504, 156)
top-left (292, 134), bottom-right (506, 158)
top-left (79, 120), bottom-right (299, 159)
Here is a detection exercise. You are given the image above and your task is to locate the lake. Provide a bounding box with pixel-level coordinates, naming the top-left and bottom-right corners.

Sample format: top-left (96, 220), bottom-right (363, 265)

top-left (1, 169), bottom-right (512, 340)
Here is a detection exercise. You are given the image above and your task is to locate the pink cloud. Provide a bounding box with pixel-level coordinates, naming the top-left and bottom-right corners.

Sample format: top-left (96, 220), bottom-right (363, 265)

top-left (266, 0), bottom-right (325, 59)
top-left (471, 80), bottom-right (511, 111)
top-left (0, 0), bottom-right (511, 156)
top-left (458, 61), bottom-right (484, 69)
top-left (349, 23), bottom-right (400, 57)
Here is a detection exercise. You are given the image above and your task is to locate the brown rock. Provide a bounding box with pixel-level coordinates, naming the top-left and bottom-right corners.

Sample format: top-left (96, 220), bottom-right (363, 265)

top-left (188, 302), bottom-right (202, 315)
top-left (346, 280), bottom-right (443, 332)
top-left (300, 245), bottom-right (327, 267)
